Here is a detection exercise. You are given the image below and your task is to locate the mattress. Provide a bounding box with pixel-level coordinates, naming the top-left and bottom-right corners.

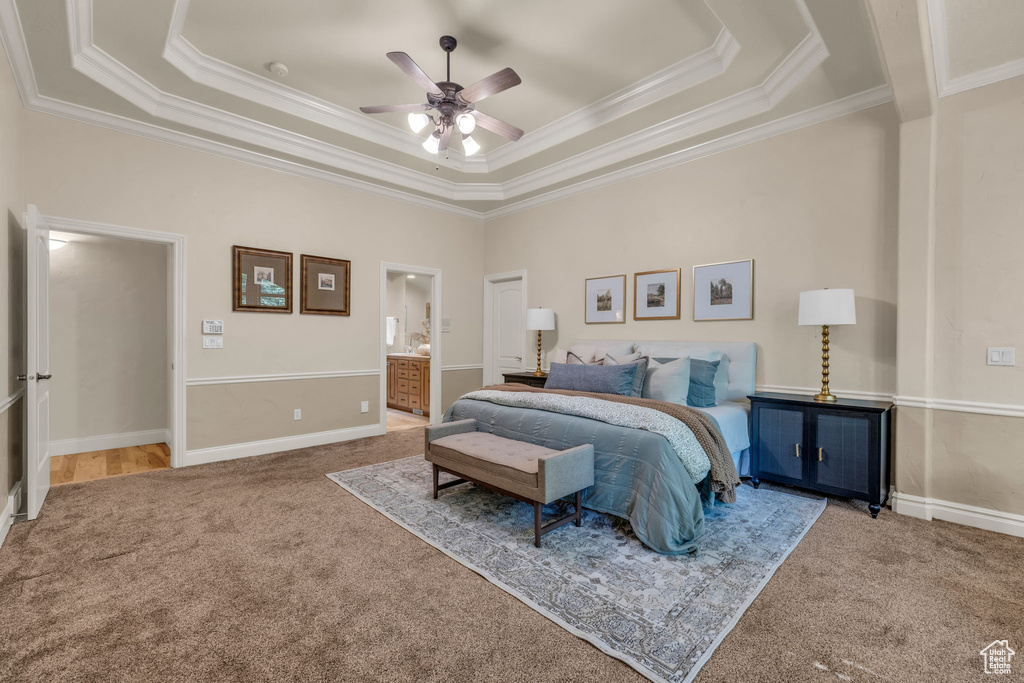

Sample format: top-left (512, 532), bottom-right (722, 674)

top-left (695, 401), bottom-right (751, 455)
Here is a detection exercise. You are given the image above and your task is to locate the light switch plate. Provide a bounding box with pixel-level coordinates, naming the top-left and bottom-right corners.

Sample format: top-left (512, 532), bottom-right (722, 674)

top-left (202, 319), bottom-right (224, 334)
top-left (441, 317), bottom-right (452, 333)
top-left (202, 335), bottom-right (223, 349)
top-left (360, 401), bottom-right (369, 413)
top-left (987, 347), bottom-right (1015, 366)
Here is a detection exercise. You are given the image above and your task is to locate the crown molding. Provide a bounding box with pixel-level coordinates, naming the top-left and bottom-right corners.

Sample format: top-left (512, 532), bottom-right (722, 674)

top-left (926, 0), bottom-right (1024, 98)
top-left (163, 0), bottom-right (739, 174)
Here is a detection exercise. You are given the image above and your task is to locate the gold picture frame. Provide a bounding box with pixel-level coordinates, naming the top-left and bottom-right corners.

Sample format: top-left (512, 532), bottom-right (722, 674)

top-left (585, 274), bottom-right (626, 324)
top-left (232, 245), bottom-right (293, 313)
top-left (300, 254), bottom-right (351, 316)
top-left (692, 259), bottom-right (754, 321)
top-left (633, 269), bottom-right (681, 320)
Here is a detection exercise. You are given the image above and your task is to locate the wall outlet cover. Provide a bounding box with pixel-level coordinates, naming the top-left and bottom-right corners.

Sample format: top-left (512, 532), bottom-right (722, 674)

top-left (293, 408), bottom-right (301, 420)
top-left (360, 401), bottom-right (369, 413)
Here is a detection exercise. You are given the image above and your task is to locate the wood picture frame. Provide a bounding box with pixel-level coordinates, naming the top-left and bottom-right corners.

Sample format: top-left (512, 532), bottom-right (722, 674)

top-left (692, 259), bottom-right (754, 321)
top-left (585, 274), bottom-right (626, 324)
top-left (300, 254), bottom-right (351, 316)
top-left (232, 245), bottom-right (293, 313)
top-left (633, 269), bottom-right (681, 320)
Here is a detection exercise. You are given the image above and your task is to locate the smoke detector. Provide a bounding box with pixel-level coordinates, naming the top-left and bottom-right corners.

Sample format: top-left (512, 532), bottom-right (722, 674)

top-left (267, 62), bottom-right (289, 78)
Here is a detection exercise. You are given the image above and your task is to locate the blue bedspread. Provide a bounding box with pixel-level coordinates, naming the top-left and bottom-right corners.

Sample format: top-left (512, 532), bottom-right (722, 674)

top-left (445, 399), bottom-right (713, 555)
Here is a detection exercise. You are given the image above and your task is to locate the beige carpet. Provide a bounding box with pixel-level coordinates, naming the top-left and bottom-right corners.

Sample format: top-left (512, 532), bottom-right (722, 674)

top-left (1, 428), bottom-right (1021, 682)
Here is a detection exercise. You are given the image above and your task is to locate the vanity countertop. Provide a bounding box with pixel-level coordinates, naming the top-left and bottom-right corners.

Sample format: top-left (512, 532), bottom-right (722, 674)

top-left (387, 352), bottom-right (430, 359)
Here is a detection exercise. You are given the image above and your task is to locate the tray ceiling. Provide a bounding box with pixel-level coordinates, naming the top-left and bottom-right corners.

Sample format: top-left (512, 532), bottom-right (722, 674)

top-left (0, 0), bottom-right (916, 219)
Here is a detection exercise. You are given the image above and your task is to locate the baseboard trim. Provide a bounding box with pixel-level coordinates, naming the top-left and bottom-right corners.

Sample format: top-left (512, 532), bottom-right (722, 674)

top-left (0, 481), bottom-right (23, 550)
top-left (891, 491), bottom-right (1024, 538)
top-left (49, 429), bottom-right (171, 457)
top-left (183, 423), bottom-right (384, 467)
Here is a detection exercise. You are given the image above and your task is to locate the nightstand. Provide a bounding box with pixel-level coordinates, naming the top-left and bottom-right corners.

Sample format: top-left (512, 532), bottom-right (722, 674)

top-left (502, 371), bottom-right (548, 388)
top-left (748, 392), bottom-right (892, 517)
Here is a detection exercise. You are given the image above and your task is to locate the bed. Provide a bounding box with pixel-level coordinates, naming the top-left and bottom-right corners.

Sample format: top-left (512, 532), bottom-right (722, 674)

top-left (444, 340), bottom-right (756, 555)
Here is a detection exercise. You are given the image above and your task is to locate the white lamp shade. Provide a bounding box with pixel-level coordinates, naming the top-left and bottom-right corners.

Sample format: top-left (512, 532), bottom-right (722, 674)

top-left (526, 308), bottom-right (555, 331)
top-left (798, 289), bottom-right (856, 326)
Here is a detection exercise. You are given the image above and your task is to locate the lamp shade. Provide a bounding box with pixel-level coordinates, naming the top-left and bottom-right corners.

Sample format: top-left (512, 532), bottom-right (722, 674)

top-left (798, 289), bottom-right (856, 326)
top-left (526, 308), bottom-right (555, 331)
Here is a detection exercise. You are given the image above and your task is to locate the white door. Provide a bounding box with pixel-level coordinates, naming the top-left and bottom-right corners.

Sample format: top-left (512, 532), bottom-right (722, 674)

top-left (24, 205), bottom-right (51, 520)
top-left (491, 278), bottom-right (524, 383)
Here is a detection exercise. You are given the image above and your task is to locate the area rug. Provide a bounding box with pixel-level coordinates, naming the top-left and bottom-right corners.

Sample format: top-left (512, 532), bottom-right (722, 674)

top-left (327, 457), bottom-right (826, 683)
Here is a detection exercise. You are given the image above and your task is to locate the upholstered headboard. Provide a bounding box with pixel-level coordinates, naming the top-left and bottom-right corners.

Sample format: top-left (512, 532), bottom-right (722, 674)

top-left (572, 340), bottom-right (757, 402)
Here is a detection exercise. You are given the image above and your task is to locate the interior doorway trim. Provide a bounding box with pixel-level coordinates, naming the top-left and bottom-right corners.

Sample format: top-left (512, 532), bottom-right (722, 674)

top-left (41, 213), bottom-right (187, 468)
top-left (483, 270), bottom-right (528, 385)
top-left (379, 262), bottom-right (442, 431)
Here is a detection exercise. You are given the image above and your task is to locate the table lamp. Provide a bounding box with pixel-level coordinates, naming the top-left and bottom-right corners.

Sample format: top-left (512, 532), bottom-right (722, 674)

top-left (798, 288), bottom-right (856, 402)
top-left (526, 308), bottom-right (555, 377)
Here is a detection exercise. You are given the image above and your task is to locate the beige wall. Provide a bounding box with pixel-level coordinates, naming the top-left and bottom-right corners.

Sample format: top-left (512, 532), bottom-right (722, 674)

top-left (440, 368), bottom-right (484, 414)
top-left (485, 104), bottom-right (900, 396)
top-left (1, 41), bottom-right (25, 493)
top-left (49, 235), bottom-right (168, 441)
top-left (23, 111), bottom-right (485, 453)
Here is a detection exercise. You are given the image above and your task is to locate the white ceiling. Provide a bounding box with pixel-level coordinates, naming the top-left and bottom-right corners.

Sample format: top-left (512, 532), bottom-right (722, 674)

top-left (0, 0), bottom-right (1020, 219)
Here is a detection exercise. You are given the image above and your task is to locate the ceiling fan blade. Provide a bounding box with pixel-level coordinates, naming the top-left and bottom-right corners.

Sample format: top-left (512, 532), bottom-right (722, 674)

top-left (470, 110), bottom-right (524, 141)
top-left (456, 67), bottom-right (521, 104)
top-left (438, 125), bottom-right (453, 152)
top-left (359, 103), bottom-right (432, 114)
top-left (387, 52), bottom-right (444, 96)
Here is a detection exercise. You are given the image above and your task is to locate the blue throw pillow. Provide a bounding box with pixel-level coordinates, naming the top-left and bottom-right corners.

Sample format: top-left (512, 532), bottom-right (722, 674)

top-left (546, 362), bottom-right (639, 396)
top-left (687, 359), bottom-right (720, 407)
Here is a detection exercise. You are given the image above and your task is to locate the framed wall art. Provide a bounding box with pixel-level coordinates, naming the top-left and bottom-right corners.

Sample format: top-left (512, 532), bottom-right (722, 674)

top-left (585, 274), bottom-right (626, 324)
top-left (300, 254), bottom-right (351, 316)
top-left (232, 245), bottom-right (293, 313)
top-left (634, 269), bottom-right (681, 320)
top-left (692, 259), bottom-right (754, 321)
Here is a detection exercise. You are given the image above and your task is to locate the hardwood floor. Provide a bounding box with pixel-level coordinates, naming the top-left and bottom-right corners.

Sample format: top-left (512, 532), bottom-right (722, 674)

top-left (50, 443), bottom-right (171, 486)
top-left (386, 408), bottom-right (428, 432)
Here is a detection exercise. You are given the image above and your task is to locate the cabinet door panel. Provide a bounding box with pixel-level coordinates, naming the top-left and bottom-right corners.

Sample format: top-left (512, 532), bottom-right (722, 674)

top-left (756, 406), bottom-right (805, 481)
top-left (813, 413), bottom-right (871, 495)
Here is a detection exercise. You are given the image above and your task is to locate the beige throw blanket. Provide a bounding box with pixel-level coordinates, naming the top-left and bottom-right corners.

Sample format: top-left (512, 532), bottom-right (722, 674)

top-left (480, 383), bottom-right (742, 503)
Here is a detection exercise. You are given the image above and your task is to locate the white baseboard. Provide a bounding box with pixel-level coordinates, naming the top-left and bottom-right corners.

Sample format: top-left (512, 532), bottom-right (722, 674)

top-left (50, 429), bottom-right (171, 457)
top-left (182, 423), bottom-right (384, 467)
top-left (891, 491), bottom-right (1024, 538)
top-left (0, 481), bottom-right (23, 550)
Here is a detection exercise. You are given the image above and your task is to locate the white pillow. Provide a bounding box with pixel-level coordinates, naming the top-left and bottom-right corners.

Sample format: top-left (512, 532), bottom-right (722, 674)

top-left (642, 356), bottom-right (691, 404)
top-left (549, 347), bottom-right (569, 365)
top-left (568, 344), bottom-right (600, 364)
top-left (604, 351), bottom-right (642, 365)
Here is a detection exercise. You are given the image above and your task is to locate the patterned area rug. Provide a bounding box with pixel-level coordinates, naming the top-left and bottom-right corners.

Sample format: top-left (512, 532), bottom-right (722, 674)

top-left (327, 457), bottom-right (826, 683)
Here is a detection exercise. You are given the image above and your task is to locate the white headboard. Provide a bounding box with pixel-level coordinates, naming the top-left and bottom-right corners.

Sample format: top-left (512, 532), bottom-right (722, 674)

top-left (573, 339), bottom-right (757, 401)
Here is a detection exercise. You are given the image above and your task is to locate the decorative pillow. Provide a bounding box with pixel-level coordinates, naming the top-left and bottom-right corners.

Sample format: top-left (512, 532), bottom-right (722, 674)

top-left (603, 352), bottom-right (648, 398)
top-left (567, 344), bottom-right (600, 364)
top-left (641, 356), bottom-right (691, 404)
top-left (690, 351), bottom-right (730, 402)
top-left (566, 351), bottom-right (587, 364)
top-left (549, 347), bottom-right (569, 365)
top-left (546, 362), bottom-right (639, 396)
top-left (687, 359), bottom-right (721, 407)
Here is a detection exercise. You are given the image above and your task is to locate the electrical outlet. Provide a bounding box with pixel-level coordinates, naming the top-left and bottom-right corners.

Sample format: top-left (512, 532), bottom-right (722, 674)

top-left (293, 408), bottom-right (301, 421)
top-left (202, 336), bottom-right (223, 349)
top-left (360, 401), bottom-right (369, 413)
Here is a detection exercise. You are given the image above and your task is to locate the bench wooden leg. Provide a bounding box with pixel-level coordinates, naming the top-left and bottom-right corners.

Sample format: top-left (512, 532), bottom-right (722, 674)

top-left (432, 464), bottom-right (439, 499)
top-left (534, 502), bottom-right (543, 548)
top-left (574, 490), bottom-right (582, 527)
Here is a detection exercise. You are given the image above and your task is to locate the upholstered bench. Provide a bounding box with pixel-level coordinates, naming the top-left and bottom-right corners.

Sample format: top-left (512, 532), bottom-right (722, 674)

top-left (425, 419), bottom-right (594, 548)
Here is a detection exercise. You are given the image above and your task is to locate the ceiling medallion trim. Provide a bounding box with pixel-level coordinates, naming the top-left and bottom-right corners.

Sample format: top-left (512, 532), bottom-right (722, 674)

top-left (925, 0), bottom-right (1024, 98)
top-left (162, 0), bottom-right (738, 173)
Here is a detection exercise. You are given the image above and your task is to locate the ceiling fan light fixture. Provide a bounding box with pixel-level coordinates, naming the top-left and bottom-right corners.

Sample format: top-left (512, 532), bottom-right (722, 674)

top-left (422, 130), bottom-right (441, 154)
top-left (456, 112), bottom-right (476, 135)
top-left (408, 112), bottom-right (430, 133)
top-left (462, 134), bottom-right (480, 156)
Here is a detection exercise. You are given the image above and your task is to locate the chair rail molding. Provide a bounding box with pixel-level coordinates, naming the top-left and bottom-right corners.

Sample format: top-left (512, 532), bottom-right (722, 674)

top-left (186, 369), bottom-right (380, 387)
top-left (0, 388), bottom-right (24, 415)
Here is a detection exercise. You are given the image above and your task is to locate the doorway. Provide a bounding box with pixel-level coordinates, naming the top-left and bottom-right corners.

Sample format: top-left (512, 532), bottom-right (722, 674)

top-left (379, 262), bottom-right (441, 433)
top-left (21, 207), bottom-right (186, 520)
top-left (483, 270), bottom-right (527, 385)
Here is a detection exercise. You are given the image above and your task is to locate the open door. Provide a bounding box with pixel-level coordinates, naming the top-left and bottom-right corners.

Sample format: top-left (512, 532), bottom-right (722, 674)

top-left (24, 205), bottom-right (51, 519)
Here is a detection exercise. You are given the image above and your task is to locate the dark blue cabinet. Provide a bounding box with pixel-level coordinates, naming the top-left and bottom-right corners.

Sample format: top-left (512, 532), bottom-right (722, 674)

top-left (749, 393), bottom-right (892, 517)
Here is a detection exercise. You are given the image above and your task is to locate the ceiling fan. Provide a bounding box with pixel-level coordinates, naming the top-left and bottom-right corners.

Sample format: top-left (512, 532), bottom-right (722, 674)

top-left (359, 35), bottom-right (524, 156)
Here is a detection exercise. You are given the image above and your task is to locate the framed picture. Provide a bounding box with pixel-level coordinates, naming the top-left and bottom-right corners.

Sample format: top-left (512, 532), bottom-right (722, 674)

top-left (232, 245), bottom-right (293, 313)
top-left (634, 269), bottom-right (681, 320)
top-left (692, 259), bottom-right (754, 321)
top-left (300, 254), bottom-right (351, 316)
top-left (585, 274), bottom-right (626, 324)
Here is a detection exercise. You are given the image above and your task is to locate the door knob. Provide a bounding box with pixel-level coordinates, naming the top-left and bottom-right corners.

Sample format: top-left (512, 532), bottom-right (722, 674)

top-left (36, 374), bottom-right (52, 381)
top-left (17, 375), bottom-right (27, 381)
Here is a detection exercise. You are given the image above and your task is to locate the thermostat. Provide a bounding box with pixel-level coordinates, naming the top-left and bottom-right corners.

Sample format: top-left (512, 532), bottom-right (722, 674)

top-left (202, 320), bottom-right (224, 334)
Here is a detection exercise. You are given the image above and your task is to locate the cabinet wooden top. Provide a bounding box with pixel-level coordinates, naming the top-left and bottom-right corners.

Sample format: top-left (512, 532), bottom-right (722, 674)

top-left (748, 391), bottom-right (892, 412)
top-left (387, 354), bottom-right (430, 362)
